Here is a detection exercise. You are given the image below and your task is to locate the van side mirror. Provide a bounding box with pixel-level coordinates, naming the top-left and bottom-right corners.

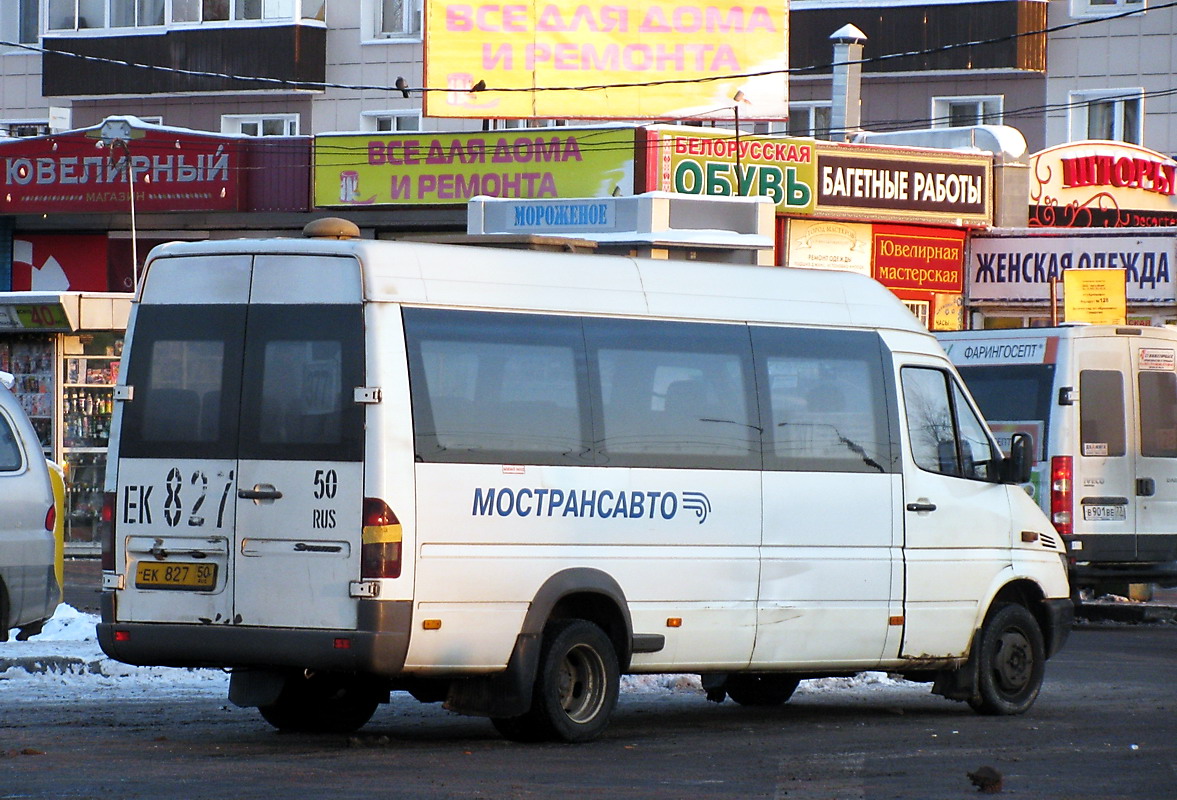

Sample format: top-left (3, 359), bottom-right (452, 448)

top-left (1002, 432), bottom-right (1033, 484)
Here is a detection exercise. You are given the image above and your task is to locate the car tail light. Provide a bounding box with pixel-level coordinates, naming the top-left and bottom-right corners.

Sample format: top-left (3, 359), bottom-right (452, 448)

top-left (101, 491), bottom-right (117, 572)
top-left (1050, 456), bottom-right (1073, 536)
top-left (45, 502), bottom-right (56, 533)
top-left (361, 497), bottom-right (402, 579)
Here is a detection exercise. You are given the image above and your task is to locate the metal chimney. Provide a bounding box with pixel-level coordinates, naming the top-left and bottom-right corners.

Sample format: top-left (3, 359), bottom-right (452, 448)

top-left (828, 24), bottom-right (868, 142)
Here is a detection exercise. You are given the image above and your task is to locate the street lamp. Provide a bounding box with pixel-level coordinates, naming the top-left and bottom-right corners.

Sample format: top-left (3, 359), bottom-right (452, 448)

top-left (97, 118), bottom-right (144, 292)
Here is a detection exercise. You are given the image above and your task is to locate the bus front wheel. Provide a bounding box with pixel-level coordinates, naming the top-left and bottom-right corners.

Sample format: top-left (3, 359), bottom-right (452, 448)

top-left (969, 603), bottom-right (1046, 716)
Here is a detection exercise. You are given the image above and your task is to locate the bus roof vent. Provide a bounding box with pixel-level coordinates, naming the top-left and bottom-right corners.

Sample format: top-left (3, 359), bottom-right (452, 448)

top-left (303, 217), bottom-right (361, 240)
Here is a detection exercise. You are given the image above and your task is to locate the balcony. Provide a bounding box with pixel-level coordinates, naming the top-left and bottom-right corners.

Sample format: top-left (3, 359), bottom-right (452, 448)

top-left (42, 23), bottom-right (326, 97)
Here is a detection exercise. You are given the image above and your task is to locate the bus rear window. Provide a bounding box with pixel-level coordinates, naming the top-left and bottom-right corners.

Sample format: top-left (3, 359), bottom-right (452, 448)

top-left (954, 364), bottom-right (1055, 460)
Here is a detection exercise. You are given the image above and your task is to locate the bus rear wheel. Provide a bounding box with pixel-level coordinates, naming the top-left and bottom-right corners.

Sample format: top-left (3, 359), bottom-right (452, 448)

top-left (258, 672), bottom-right (379, 734)
top-left (492, 619), bottom-right (619, 743)
top-left (726, 674), bottom-right (801, 706)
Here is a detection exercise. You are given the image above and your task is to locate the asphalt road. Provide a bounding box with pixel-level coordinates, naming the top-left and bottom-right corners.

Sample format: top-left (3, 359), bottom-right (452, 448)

top-left (10, 571), bottom-right (1177, 800)
top-left (2, 627), bottom-right (1175, 799)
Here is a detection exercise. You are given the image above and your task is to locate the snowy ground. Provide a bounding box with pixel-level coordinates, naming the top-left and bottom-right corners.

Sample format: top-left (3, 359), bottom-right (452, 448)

top-left (3, 604), bottom-right (926, 705)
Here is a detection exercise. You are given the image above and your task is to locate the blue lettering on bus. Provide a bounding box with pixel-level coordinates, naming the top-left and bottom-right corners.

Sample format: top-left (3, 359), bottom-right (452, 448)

top-left (471, 488), bottom-right (710, 523)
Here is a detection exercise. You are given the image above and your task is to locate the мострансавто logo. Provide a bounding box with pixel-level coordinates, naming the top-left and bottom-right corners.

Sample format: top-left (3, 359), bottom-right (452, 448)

top-left (472, 488), bottom-right (712, 524)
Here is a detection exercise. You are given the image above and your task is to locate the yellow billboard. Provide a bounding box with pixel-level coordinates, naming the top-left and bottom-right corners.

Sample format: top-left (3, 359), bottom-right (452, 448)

top-left (423, 0), bottom-right (789, 120)
top-left (313, 128), bottom-right (636, 206)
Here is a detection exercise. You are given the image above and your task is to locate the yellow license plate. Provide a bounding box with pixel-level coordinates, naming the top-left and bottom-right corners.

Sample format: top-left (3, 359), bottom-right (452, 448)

top-left (135, 561), bottom-right (218, 591)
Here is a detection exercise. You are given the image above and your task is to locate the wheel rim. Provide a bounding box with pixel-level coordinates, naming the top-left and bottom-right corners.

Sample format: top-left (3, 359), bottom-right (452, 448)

top-left (557, 643), bottom-right (607, 724)
top-left (993, 627), bottom-right (1033, 693)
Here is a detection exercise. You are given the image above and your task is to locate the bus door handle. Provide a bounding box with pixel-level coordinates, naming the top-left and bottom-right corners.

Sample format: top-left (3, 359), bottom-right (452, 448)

top-left (906, 501), bottom-right (937, 513)
top-left (1137, 478), bottom-right (1156, 497)
top-left (239, 485), bottom-right (283, 501)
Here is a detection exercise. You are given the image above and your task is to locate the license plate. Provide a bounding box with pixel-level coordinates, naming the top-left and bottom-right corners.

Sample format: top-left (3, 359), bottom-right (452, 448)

top-left (1082, 505), bottom-right (1127, 522)
top-left (135, 561), bottom-right (218, 591)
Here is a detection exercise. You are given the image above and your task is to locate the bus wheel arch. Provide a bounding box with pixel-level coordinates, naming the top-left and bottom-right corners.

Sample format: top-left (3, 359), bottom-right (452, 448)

top-left (522, 568), bottom-right (633, 670)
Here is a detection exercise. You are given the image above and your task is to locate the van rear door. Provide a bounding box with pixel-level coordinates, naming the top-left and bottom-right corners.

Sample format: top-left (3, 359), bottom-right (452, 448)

top-left (1131, 342), bottom-right (1177, 566)
top-left (115, 253), bottom-right (365, 631)
top-left (1073, 338), bottom-right (1137, 561)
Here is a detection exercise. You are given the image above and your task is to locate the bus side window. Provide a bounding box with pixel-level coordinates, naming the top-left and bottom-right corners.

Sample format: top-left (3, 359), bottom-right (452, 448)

top-left (901, 367), bottom-right (1000, 481)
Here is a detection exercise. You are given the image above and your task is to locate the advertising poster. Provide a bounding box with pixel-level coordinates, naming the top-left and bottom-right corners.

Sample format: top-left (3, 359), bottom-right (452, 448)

top-left (314, 128), bottom-right (636, 206)
top-left (1063, 268), bottom-right (1127, 324)
top-left (785, 219), bottom-right (871, 276)
top-left (10, 234), bottom-right (110, 292)
top-left (423, 0), bottom-right (789, 120)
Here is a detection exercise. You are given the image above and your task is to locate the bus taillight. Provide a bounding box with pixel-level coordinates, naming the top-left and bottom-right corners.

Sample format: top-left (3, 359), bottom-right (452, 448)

top-left (101, 492), bottom-right (117, 572)
top-left (1050, 456), bottom-right (1073, 536)
top-left (362, 497), bottom-right (402, 579)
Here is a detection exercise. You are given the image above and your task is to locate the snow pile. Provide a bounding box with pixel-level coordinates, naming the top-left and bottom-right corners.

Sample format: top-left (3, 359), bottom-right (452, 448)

top-left (2, 604), bottom-right (228, 702)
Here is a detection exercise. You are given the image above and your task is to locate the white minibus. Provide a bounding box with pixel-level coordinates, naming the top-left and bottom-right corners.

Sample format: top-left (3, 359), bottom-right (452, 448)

top-left (939, 324), bottom-right (1177, 596)
top-left (98, 219), bottom-right (1072, 743)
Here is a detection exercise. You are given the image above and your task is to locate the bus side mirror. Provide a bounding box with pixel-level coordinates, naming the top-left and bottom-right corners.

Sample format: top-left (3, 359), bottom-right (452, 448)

top-left (1002, 432), bottom-right (1033, 484)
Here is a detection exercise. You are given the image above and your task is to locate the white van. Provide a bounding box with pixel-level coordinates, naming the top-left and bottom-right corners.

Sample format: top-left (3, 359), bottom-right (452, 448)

top-left (1, 370), bottom-right (62, 641)
top-left (97, 220), bottom-right (1071, 743)
top-left (939, 325), bottom-right (1177, 596)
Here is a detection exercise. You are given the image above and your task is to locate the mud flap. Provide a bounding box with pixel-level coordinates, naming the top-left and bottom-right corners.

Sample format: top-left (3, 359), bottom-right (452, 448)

top-left (931, 630), bottom-right (980, 703)
top-left (445, 632), bottom-right (540, 718)
top-left (229, 669), bottom-right (287, 708)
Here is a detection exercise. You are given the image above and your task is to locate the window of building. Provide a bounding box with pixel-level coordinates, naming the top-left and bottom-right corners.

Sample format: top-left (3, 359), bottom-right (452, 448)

top-left (787, 104), bottom-right (831, 138)
top-left (221, 113), bottom-right (299, 136)
top-left (902, 300), bottom-right (930, 329)
top-left (362, 111), bottom-right (421, 132)
top-left (486, 119), bottom-right (565, 130)
top-left (1070, 0), bottom-right (1144, 17)
top-left (751, 122), bottom-right (789, 136)
top-left (1069, 89), bottom-right (1143, 144)
top-left (45, 0), bottom-right (320, 29)
top-left (1, 0), bottom-right (40, 44)
top-left (1, 121), bottom-right (50, 137)
top-left (931, 95), bottom-right (1003, 128)
top-left (366, 0), bottom-right (421, 38)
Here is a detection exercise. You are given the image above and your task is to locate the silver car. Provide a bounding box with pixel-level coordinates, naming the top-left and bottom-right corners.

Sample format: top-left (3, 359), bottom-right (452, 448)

top-left (1, 370), bottom-right (61, 641)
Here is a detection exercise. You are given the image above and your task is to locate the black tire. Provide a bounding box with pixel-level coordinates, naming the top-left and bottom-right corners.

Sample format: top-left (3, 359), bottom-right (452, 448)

top-left (725, 674), bottom-right (801, 706)
top-left (491, 619), bottom-right (619, 744)
top-left (0, 580), bottom-right (9, 643)
top-left (968, 603), bottom-right (1046, 716)
top-left (258, 673), bottom-right (379, 734)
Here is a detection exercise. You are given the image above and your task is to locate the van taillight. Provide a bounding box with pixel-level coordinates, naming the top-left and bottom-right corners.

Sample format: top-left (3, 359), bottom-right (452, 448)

top-left (45, 503), bottom-right (56, 532)
top-left (361, 497), bottom-right (402, 579)
top-left (1050, 456), bottom-right (1073, 536)
top-left (101, 491), bottom-right (117, 572)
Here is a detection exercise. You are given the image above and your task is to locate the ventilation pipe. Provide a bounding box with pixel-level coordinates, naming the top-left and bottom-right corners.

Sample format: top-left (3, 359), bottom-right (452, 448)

top-left (828, 24), bottom-right (867, 142)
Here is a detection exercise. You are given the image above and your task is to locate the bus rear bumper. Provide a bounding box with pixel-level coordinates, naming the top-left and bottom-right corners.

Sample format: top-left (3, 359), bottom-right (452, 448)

top-left (97, 593), bottom-right (412, 676)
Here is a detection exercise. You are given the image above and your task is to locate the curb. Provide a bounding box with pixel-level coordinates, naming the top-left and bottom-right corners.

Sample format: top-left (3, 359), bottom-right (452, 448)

top-left (1075, 602), bottom-right (1177, 625)
top-left (0, 655), bottom-right (106, 675)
